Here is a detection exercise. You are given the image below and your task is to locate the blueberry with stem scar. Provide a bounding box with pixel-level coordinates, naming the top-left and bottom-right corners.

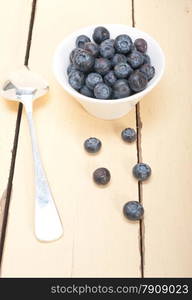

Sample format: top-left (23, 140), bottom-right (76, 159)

top-left (94, 83), bottom-right (112, 99)
top-left (132, 163), bottom-right (151, 181)
top-left (68, 70), bottom-right (85, 90)
top-left (123, 201), bottom-right (144, 220)
top-left (127, 51), bottom-right (144, 69)
top-left (84, 137), bottom-right (102, 153)
top-left (85, 72), bottom-right (103, 90)
top-left (114, 34), bottom-right (133, 54)
top-left (76, 35), bottom-right (91, 49)
top-left (121, 128), bottom-right (136, 143)
top-left (73, 49), bottom-right (95, 72)
top-left (114, 62), bottom-right (133, 79)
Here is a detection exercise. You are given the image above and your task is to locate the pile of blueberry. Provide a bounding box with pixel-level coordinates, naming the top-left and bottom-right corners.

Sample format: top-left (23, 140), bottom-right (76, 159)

top-left (83, 128), bottom-right (152, 221)
top-left (67, 26), bottom-right (155, 100)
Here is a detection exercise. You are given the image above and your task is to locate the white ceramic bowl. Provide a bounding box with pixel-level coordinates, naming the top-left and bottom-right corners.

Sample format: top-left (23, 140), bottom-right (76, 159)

top-left (53, 24), bottom-right (165, 120)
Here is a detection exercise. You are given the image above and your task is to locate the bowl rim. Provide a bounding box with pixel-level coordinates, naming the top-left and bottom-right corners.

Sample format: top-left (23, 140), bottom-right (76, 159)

top-left (53, 24), bottom-right (165, 104)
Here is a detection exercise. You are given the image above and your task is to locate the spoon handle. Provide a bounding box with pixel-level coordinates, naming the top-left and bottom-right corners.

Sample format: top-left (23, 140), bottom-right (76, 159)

top-left (25, 106), bottom-right (63, 242)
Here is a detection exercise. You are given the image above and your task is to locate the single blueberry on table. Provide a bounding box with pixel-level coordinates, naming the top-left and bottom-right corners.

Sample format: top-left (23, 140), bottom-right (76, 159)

top-left (114, 62), bottom-right (133, 79)
top-left (123, 201), bottom-right (144, 220)
top-left (84, 137), bottom-right (102, 153)
top-left (68, 70), bottom-right (85, 90)
top-left (132, 163), bottom-right (151, 181)
top-left (73, 49), bottom-right (95, 72)
top-left (67, 64), bottom-right (77, 76)
top-left (121, 128), bottom-right (136, 143)
top-left (93, 168), bottom-right (111, 185)
top-left (99, 41), bottom-right (115, 59)
top-left (134, 38), bottom-right (147, 53)
top-left (113, 79), bottom-right (131, 99)
top-left (94, 58), bottom-right (111, 75)
top-left (111, 53), bottom-right (127, 67)
top-left (114, 34), bottom-right (133, 54)
top-left (104, 71), bottom-right (117, 86)
top-left (84, 42), bottom-right (99, 57)
top-left (93, 26), bottom-right (110, 44)
top-left (85, 72), bottom-right (103, 90)
top-left (94, 83), bottom-right (112, 99)
top-left (139, 64), bottom-right (155, 81)
top-left (128, 71), bottom-right (148, 92)
top-left (80, 85), bottom-right (94, 98)
top-left (76, 35), bottom-right (91, 49)
top-left (127, 51), bottom-right (144, 69)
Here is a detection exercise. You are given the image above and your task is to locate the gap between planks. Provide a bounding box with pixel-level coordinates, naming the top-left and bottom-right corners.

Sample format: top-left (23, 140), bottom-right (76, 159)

top-left (132, 0), bottom-right (145, 278)
top-left (0, 0), bottom-right (38, 271)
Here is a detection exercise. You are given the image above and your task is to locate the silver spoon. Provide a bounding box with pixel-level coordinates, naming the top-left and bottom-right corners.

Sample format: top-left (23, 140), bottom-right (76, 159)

top-left (1, 66), bottom-right (63, 242)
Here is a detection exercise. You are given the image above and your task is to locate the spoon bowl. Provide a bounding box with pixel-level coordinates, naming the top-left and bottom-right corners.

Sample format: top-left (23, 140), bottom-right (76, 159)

top-left (1, 66), bottom-right (49, 102)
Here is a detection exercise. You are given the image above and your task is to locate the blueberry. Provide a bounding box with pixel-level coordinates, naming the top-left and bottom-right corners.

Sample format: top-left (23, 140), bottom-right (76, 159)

top-left (84, 42), bottom-right (99, 57)
top-left (100, 41), bottom-right (115, 59)
top-left (121, 128), bottom-right (136, 143)
top-left (134, 38), bottom-right (147, 53)
top-left (130, 44), bottom-right (137, 52)
top-left (94, 58), bottom-right (111, 75)
top-left (68, 70), bottom-right (85, 90)
top-left (101, 39), bottom-right (115, 47)
top-left (76, 35), bottom-right (91, 49)
top-left (84, 137), bottom-right (102, 153)
top-left (85, 72), bottom-right (103, 90)
top-left (94, 83), bottom-right (112, 99)
top-left (127, 51), bottom-right (144, 69)
top-left (93, 26), bottom-right (110, 44)
top-left (123, 201), bottom-right (144, 220)
top-left (93, 168), bottom-right (111, 185)
top-left (128, 71), bottom-right (148, 92)
top-left (104, 71), bottom-right (117, 86)
top-left (70, 48), bottom-right (84, 63)
top-left (132, 163), bottom-right (151, 181)
top-left (67, 64), bottom-right (77, 76)
top-left (143, 54), bottom-right (151, 65)
top-left (113, 79), bottom-right (131, 99)
top-left (139, 64), bottom-right (155, 81)
top-left (80, 85), bottom-right (94, 98)
top-left (114, 34), bottom-right (133, 54)
top-left (114, 62), bottom-right (133, 79)
top-left (73, 49), bottom-right (95, 72)
top-left (111, 53), bottom-right (127, 67)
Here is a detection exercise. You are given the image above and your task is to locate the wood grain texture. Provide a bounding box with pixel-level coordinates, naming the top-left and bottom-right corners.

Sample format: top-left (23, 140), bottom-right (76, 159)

top-left (134, 0), bottom-right (192, 277)
top-left (0, 0), bottom-right (33, 195)
top-left (0, 0), bottom-right (34, 273)
top-left (1, 0), bottom-right (142, 277)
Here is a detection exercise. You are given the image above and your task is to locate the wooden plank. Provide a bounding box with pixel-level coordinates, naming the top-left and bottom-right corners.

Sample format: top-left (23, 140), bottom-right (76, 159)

top-left (134, 0), bottom-right (192, 277)
top-left (1, 0), bottom-right (142, 277)
top-left (0, 0), bottom-right (34, 274)
top-left (0, 0), bottom-right (33, 196)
